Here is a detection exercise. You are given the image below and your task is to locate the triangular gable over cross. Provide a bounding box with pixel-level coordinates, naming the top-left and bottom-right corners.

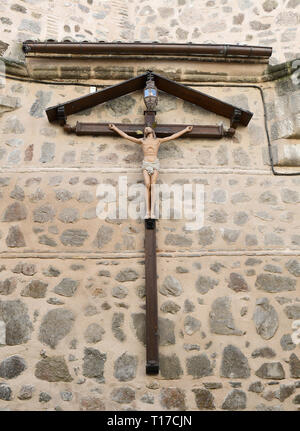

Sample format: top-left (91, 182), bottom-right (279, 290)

top-left (46, 72), bottom-right (253, 138)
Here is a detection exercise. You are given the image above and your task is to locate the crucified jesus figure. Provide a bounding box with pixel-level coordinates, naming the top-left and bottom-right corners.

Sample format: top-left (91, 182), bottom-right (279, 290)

top-left (109, 124), bottom-right (193, 219)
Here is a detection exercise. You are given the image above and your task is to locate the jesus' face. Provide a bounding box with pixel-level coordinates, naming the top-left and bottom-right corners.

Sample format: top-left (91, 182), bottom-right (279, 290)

top-left (144, 127), bottom-right (154, 138)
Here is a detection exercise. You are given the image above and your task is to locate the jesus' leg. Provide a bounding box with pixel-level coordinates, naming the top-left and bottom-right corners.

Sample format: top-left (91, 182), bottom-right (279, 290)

top-left (150, 169), bottom-right (159, 219)
top-left (143, 169), bottom-right (151, 219)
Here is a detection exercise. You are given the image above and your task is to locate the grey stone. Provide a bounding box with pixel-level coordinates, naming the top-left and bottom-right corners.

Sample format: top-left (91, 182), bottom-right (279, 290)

top-left (112, 312), bottom-right (126, 341)
top-left (210, 262), bottom-right (225, 273)
top-left (186, 353), bottom-right (213, 378)
top-left (55, 189), bottom-right (73, 202)
top-left (112, 285), bottom-right (128, 299)
top-left (253, 298), bottom-right (279, 340)
top-left (140, 393), bottom-right (154, 404)
top-left (220, 345), bottom-right (250, 379)
top-left (193, 389), bottom-right (215, 410)
top-left (259, 191), bottom-right (277, 205)
top-left (264, 264), bottom-right (282, 273)
top-left (93, 225), bottom-right (113, 248)
top-left (18, 385), bottom-right (34, 400)
top-left (111, 387), bottom-right (135, 404)
top-left (58, 208), bottom-right (79, 224)
top-left (83, 348), bottom-right (106, 379)
top-left (0, 383), bottom-right (12, 401)
top-left (222, 228), bottom-right (240, 243)
top-left (195, 275), bottom-right (219, 294)
top-left (198, 226), bottom-right (215, 245)
top-left (293, 394), bottom-right (300, 404)
top-left (38, 234), bottom-right (57, 247)
top-left (263, 0), bottom-right (278, 11)
top-left (281, 189), bottom-right (300, 203)
top-left (47, 298), bottom-right (64, 305)
top-left (40, 142), bottom-right (55, 163)
top-left (290, 354), bottom-right (300, 378)
top-left (211, 189), bottom-right (227, 203)
top-left (280, 334), bottom-right (296, 351)
top-left (29, 188), bottom-right (45, 203)
top-left (250, 21), bottom-right (271, 30)
top-left (79, 396), bottom-right (105, 411)
top-left (54, 278), bottom-right (79, 297)
top-left (19, 19), bottom-right (41, 34)
top-left (209, 297), bottom-right (243, 336)
top-left (84, 323), bottom-right (105, 344)
top-left (83, 177), bottom-right (98, 186)
top-left (106, 95), bottom-right (135, 116)
top-left (184, 315), bottom-right (201, 335)
top-left (256, 403), bottom-right (284, 411)
top-left (255, 274), bottom-right (296, 292)
top-left (160, 275), bottom-right (182, 296)
top-left (4, 226), bottom-right (24, 248)
top-left (160, 388), bottom-right (185, 410)
top-left (0, 355), bottom-right (26, 379)
top-left (35, 356), bottom-right (72, 382)
top-left (252, 347), bottom-right (276, 358)
top-left (275, 383), bottom-right (295, 402)
top-left (2, 202), bottom-right (27, 222)
top-left (30, 91), bottom-right (52, 118)
top-left (60, 229), bottom-right (89, 246)
top-left (208, 209), bottom-right (228, 223)
top-left (249, 381), bottom-right (264, 393)
top-left (184, 299), bottom-right (195, 313)
top-left (231, 192), bottom-right (251, 204)
top-left (0, 299), bottom-right (33, 345)
top-left (216, 144), bottom-right (228, 165)
top-left (0, 277), bottom-right (17, 295)
top-left (165, 233), bottom-right (192, 247)
top-left (21, 280), bottom-right (48, 298)
top-left (255, 362), bottom-right (285, 380)
top-left (160, 301), bottom-right (181, 314)
top-left (264, 233), bottom-right (284, 247)
top-left (48, 176), bottom-right (62, 186)
top-left (3, 116), bottom-right (24, 134)
top-left (13, 262), bottom-right (36, 276)
top-left (39, 309), bottom-right (75, 349)
top-left (10, 185), bottom-right (25, 201)
top-left (234, 211), bottom-right (248, 226)
top-left (62, 150), bottom-right (76, 163)
top-left (43, 265), bottom-right (60, 277)
top-left (159, 317), bottom-right (175, 345)
top-left (115, 268), bottom-right (138, 283)
top-left (114, 353), bottom-right (137, 382)
top-left (0, 320), bottom-right (5, 345)
top-left (78, 190), bottom-right (93, 203)
top-left (158, 142), bottom-right (183, 159)
top-left (228, 273), bottom-right (249, 292)
top-left (286, 259), bottom-right (300, 277)
top-left (222, 389), bottom-right (247, 410)
top-left (159, 353), bottom-right (183, 380)
top-left (33, 204), bottom-right (55, 223)
top-left (61, 391), bottom-right (73, 401)
top-left (284, 305), bottom-right (300, 319)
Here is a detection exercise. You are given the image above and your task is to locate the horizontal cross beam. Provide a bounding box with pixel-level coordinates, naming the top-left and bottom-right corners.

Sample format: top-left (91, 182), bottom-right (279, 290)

top-left (64, 122), bottom-right (229, 138)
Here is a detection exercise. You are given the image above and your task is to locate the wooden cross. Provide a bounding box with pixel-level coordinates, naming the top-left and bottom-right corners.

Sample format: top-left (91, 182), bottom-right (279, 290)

top-left (46, 72), bottom-right (253, 375)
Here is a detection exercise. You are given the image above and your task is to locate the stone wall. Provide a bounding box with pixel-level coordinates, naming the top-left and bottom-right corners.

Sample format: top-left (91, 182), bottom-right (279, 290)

top-left (1, 0), bottom-right (300, 64)
top-left (0, 0), bottom-right (300, 413)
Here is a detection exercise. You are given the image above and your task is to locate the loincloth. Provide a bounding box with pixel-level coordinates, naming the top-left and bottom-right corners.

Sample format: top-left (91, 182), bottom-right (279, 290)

top-left (142, 159), bottom-right (160, 176)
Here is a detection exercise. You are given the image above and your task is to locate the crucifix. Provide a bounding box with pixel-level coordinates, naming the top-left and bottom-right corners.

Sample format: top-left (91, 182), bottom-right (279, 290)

top-left (46, 71), bottom-right (253, 375)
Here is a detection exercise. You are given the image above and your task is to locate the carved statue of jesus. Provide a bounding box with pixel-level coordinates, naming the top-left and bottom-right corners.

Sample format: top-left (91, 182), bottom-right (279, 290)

top-left (109, 124), bottom-right (193, 219)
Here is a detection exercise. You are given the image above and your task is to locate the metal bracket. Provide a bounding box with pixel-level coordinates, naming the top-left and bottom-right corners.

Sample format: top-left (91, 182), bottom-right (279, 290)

top-left (146, 360), bottom-right (159, 375)
top-left (145, 219), bottom-right (156, 230)
top-left (57, 106), bottom-right (67, 126)
top-left (230, 108), bottom-right (242, 129)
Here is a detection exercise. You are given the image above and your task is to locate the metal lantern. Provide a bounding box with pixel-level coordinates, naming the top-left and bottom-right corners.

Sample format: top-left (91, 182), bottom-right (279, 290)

top-left (143, 72), bottom-right (158, 111)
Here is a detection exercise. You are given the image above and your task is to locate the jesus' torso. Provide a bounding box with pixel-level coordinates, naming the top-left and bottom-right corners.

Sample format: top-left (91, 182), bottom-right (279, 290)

top-left (141, 136), bottom-right (161, 162)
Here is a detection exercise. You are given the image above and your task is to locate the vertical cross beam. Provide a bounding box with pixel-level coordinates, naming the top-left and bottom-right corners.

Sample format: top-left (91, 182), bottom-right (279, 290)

top-left (144, 109), bottom-right (159, 375)
top-left (145, 218), bottom-right (159, 374)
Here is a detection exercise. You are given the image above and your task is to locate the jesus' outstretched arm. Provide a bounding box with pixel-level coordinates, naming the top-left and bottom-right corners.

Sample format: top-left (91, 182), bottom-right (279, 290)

top-left (108, 123), bottom-right (142, 144)
top-left (159, 125), bottom-right (193, 143)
